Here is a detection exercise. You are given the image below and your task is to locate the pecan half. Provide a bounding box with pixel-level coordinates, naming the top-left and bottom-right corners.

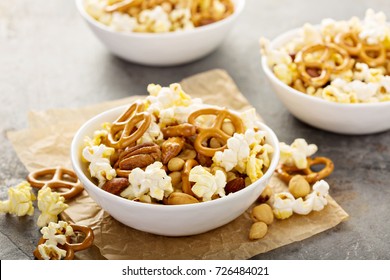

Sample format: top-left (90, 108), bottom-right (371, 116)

top-left (114, 143), bottom-right (161, 176)
top-left (102, 178), bottom-right (129, 195)
top-left (161, 137), bottom-right (185, 164)
top-left (225, 177), bottom-right (245, 194)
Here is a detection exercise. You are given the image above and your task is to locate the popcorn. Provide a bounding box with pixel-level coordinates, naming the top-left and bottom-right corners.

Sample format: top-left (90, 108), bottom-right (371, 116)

top-left (246, 143), bottom-right (274, 183)
top-left (38, 221), bottom-right (75, 260)
top-left (138, 6), bottom-right (171, 33)
top-left (273, 192), bottom-right (295, 219)
top-left (137, 118), bottom-right (164, 145)
top-left (82, 144), bottom-right (116, 187)
top-left (213, 128), bottom-right (270, 176)
top-left (37, 244), bottom-right (67, 260)
top-left (279, 139), bottom-right (318, 169)
top-left (0, 181), bottom-right (35, 216)
top-left (307, 180), bottom-right (329, 211)
top-left (120, 162), bottom-right (173, 201)
top-left (292, 180), bottom-right (330, 215)
top-left (37, 186), bottom-right (68, 227)
top-left (359, 9), bottom-right (389, 45)
top-left (189, 165), bottom-right (226, 202)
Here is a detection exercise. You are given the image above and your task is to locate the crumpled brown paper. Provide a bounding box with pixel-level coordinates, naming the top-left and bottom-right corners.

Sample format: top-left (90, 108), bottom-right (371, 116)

top-left (7, 69), bottom-right (349, 260)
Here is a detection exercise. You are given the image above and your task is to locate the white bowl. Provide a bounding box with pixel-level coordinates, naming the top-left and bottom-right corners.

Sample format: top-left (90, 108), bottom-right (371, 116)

top-left (261, 28), bottom-right (390, 135)
top-left (75, 0), bottom-right (245, 66)
top-left (70, 105), bottom-right (280, 236)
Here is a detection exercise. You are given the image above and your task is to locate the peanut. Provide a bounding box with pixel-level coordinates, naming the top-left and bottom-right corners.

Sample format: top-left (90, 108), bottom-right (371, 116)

top-left (252, 204), bottom-right (274, 225)
top-left (249, 222), bottom-right (268, 240)
top-left (289, 175), bottom-right (311, 198)
top-left (169, 171), bottom-right (182, 188)
top-left (168, 157), bottom-right (185, 172)
top-left (222, 121), bottom-right (235, 136)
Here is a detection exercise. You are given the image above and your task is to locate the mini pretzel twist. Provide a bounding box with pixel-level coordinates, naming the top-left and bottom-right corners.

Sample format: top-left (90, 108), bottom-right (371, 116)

top-left (27, 167), bottom-right (84, 200)
top-left (33, 224), bottom-right (94, 260)
top-left (276, 157), bottom-right (334, 184)
top-left (295, 43), bottom-right (353, 87)
top-left (335, 32), bottom-right (386, 68)
top-left (188, 108), bottom-right (245, 157)
top-left (105, 101), bottom-right (151, 149)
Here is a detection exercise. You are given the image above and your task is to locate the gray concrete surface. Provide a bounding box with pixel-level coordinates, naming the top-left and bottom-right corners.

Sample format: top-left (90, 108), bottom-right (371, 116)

top-left (0, 0), bottom-right (389, 260)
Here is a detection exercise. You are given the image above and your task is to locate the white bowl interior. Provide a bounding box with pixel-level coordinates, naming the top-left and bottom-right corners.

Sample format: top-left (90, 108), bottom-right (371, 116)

top-left (71, 105), bottom-right (280, 236)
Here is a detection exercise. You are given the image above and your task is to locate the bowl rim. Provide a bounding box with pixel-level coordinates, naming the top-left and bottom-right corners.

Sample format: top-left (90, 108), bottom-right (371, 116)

top-left (71, 104), bottom-right (280, 211)
top-left (75, 0), bottom-right (245, 39)
top-left (261, 26), bottom-right (390, 108)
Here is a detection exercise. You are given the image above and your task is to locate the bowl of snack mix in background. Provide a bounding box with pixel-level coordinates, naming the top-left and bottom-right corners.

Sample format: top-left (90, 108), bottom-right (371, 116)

top-left (71, 83), bottom-right (279, 236)
top-left (260, 9), bottom-right (390, 135)
top-left (76, 0), bottom-right (245, 66)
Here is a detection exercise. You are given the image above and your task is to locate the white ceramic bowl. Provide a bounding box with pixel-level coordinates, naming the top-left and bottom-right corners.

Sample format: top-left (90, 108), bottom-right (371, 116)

top-left (75, 0), bottom-right (245, 66)
top-left (70, 105), bottom-right (279, 236)
top-left (261, 28), bottom-right (390, 135)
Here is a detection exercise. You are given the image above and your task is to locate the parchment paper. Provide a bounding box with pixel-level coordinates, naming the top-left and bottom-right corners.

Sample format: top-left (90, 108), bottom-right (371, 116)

top-left (7, 69), bottom-right (349, 260)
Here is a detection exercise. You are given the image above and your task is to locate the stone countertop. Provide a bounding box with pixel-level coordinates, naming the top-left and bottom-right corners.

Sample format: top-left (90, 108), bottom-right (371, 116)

top-left (0, 0), bottom-right (389, 260)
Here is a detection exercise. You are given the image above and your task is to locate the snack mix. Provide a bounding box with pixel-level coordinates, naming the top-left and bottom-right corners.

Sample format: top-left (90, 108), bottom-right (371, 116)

top-left (82, 83), bottom-right (275, 205)
top-left (249, 138), bottom-right (334, 240)
top-left (261, 9), bottom-right (390, 103)
top-left (85, 0), bottom-right (234, 33)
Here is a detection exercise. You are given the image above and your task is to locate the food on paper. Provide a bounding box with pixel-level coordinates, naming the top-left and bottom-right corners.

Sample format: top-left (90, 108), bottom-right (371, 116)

top-left (36, 186), bottom-right (69, 228)
top-left (251, 203), bottom-right (274, 225)
top-left (0, 181), bottom-right (35, 216)
top-left (272, 192), bottom-right (295, 219)
top-left (277, 138), bottom-right (334, 184)
top-left (34, 221), bottom-right (94, 260)
top-left (82, 83), bottom-right (274, 205)
top-left (85, 0), bottom-right (234, 33)
top-left (261, 9), bottom-right (390, 103)
top-left (249, 221), bottom-right (268, 240)
top-left (288, 174), bottom-right (311, 198)
top-left (27, 167), bottom-right (84, 200)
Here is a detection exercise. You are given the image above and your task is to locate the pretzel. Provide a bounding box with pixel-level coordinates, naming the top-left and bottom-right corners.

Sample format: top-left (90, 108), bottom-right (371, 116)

top-left (161, 123), bottom-right (196, 138)
top-left (276, 157), bottom-right (334, 184)
top-left (34, 224), bottom-right (94, 260)
top-left (295, 43), bottom-right (353, 87)
top-left (335, 32), bottom-right (386, 68)
top-left (105, 101), bottom-right (151, 149)
top-left (181, 159), bottom-right (198, 196)
top-left (27, 167), bottom-right (83, 200)
top-left (188, 108), bottom-right (245, 157)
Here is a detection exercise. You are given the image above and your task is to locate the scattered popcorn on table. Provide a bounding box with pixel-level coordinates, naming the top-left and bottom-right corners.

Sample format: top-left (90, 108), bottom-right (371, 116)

top-left (120, 162), bottom-right (173, 201)
top-left (37, 221), bottom-right (75, 260)
top-left (37, 186), bottom-right (68, 228)
top-left (189, 165), bottom-right (226, 202)
top-left (272, 192), bottom-right (295, 219)
top-left (0, 181), bottom-right (35, 216)
top-left (279, 138), bottom-right (318, 169)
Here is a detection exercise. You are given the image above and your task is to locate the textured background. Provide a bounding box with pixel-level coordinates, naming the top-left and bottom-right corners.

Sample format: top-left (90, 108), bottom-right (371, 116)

top-left (0, 0), bottom-right (389, 259)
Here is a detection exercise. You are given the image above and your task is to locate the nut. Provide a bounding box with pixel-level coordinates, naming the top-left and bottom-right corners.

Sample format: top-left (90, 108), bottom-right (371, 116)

top-left (222, 121), bottom-right (235, 136)
top-left (102, 178), bottom-right (129, 195)
top-left (249, 222), bottom-right (268, 240)
top-left (115, 143), bottom-right (161, 173)
top-left (224, 177), bottom-right (245, 194)
top-left (257, 185), bottom-right (273, 203)
top-left (168, 157), bottom-right (185, 172)
top-left (244, 176), bottom-right (252, 187)
top-left (251, 204), bottom-right (274, 225)
top-left (196, 152), bottom-right (213, 167)
top-left (209, 137), bottom-right (222, 148)
top-left (226, 171), bottom-right (237, 182)
top-left (161, 137), bottom-right (185, 164)
top-left (169, 171), bottom-right (182, 187)
top-left (289, 175), bottom-right (311, 198)
top-left (177, 149), bottom-right (197, 160)
top-left (167, 192), bottom-right (199, 205)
